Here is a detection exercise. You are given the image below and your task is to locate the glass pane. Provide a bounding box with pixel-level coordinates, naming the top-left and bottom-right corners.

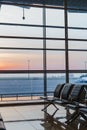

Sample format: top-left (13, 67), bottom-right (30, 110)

top-left (68, 29), bottom-right (87, 39)
top-left (0, 39), bottom-right (43, 48)
top-left (47, 73), bottom-right (65, 93)
top-left (0, 5), bottom-right (43, 25)
top-left (0, 25), bottom-right (43, 37)
top-left (69, 73), bottom-right (87, 85)
top-left (0, 73), bottom-right (44, 94)
top-left (46, 9), bottom-right (64, 26)
top-left (68, 11), bottom-right (87, 28)
top-left (69, 73), bottom-right (77, 83)
top-left (46, 40), bottom-right (65, 49)
top-left (0, 50), bottom-right (43, 70)
top-left (46, 28), bottom-right (64, 38)
top-left (47, 51), bottom-right (65, 70)
top-left (69, 51), bottom-right (87, 70)
top-left (69, 41), bottom-right (87, 50)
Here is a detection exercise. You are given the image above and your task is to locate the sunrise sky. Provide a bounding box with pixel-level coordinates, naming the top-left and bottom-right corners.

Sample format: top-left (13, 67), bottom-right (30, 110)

top-left (0, 5), bottom-right (87, 70)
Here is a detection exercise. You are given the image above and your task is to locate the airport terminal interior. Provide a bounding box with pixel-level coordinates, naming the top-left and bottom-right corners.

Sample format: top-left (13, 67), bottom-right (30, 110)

top-left (0, 0), bottom-right (87, 130)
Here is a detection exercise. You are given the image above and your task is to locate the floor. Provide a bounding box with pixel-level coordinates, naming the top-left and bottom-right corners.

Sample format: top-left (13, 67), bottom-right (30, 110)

top-left (0, 103), bottom-right (86, 130)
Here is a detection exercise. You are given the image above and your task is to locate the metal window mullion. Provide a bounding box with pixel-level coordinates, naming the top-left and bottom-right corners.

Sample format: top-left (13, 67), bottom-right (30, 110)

top-left (43, 7), bottom-right (47, 97)
top-left (1, 1), bottom-right (87, 12)
top-left (64, 0), bottom-right (69, 83)
top-left (1, 22), bottom-right (87, 31)
top-left (0, 2), bottom-right (64, 10)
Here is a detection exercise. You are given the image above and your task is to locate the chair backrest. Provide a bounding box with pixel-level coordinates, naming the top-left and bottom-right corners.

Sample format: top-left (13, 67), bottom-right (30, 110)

top-left (69, 84), bottom-right (86, 103)
top-left (85, 86), bottom-right (87, 99)
top-left (54, 83), bottom-right (65, 98)
top-left (61, 83), bottom-right (74, 100)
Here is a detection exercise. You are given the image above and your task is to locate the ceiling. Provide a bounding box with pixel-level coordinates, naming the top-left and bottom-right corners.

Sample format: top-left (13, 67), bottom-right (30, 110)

top-left (0, 0), bottom-right (87, 10)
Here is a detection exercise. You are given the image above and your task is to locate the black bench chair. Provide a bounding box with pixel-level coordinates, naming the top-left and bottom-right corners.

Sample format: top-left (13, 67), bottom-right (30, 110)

top-left (42, 83), bottom-right (74, 117)
top-left (78, 89), bottom-right (87, 125)
top-left (0, 114), bottom-right (6, 130)
top-left (65, 84), bottom-right (86, 124)
top-left (41, 83), bottom-right (86, 126)
top-left (79, 107), bottom-right (87, 121)
top-left (54, 83), bottom-right (74, 105)
top-left (41, 83), bottom-right (65, 112)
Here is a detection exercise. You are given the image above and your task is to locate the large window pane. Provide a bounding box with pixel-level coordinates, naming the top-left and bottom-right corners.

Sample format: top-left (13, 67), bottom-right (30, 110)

top-left (0, 26), bottom-right (43, 37)
top-left (69, 41), bottom-right (87, 50)
top-left (47, 73), bottom-right (65, 93)
top-left (46, 40), bottom-right (65, 49)
top-left (69, 51), bottom-right (87, 70)
top-left (0, 6), bottom-right (43, 25)
top-left (0, 73), bottom-right (44, 95)
top-left (46, 28), bottom-right (64, 38)
top-left (68, 29), bottom-right (87, 39)
top-left (68, 11), bottom-right (87, 28)
top-left (0, 50), bottom-right (43, 70)
top-left (46, 9), bottom-right (64, 26)
top-left (0, 39), bottom-right (43, 48)
top-left (47, 51), bottom-right (65, 70)
top-left (69, 73), bottom-right (87, 85)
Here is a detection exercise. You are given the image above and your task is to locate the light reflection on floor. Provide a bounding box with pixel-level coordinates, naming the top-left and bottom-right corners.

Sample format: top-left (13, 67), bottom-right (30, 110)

top-left (0, 104), bottom-right (86, 130)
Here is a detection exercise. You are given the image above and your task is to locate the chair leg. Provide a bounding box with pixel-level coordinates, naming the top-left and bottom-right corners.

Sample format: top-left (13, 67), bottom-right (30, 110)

top-left (80, 112), bottom-right (87, 121)
top-left (42, 104), bottom-right (59, 118)
top-left (65, 111), bottom-right (79, 124)
top-left (42, 102), bottom-right (52, 111)
top-left (42, 102), bottom-right (59, 112)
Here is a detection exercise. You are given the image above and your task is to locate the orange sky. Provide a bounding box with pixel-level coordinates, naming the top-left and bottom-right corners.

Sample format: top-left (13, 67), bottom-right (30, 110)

top-left (0, 52), bottom-right (86, 70)
top-left (0, 52), bottom-right (43, 70)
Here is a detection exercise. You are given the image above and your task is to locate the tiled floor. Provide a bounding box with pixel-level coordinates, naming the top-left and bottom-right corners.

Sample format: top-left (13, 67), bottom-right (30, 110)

top-left (0, 104), bottom-right (86, 130)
